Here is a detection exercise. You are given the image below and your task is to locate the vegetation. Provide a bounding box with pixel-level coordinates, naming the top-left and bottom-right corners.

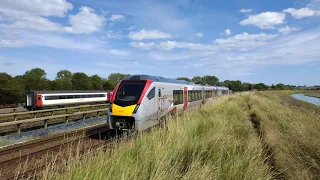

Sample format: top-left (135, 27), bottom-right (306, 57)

top-left (1, 68), bottom-right (301, 105)
top-left (39, 94), bottom-right (272, 180)
top-left (304, 93), bottom-right (320, 98)
top-left (28, 91), bottom-right (319, 180)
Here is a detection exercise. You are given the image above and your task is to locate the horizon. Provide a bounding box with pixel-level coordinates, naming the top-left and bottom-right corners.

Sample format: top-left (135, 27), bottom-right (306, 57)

top-left (1, 0), bottom-right (320, 86)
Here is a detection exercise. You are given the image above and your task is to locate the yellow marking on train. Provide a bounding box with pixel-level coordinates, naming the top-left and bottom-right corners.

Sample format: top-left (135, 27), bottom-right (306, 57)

top-left (112, 104), bottom-right (136, 116)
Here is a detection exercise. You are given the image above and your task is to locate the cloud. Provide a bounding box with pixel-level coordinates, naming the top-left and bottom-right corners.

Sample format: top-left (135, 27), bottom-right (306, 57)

top-left (0, 39), bottom-right (25, 47)
top-left (283, 7), bottom-right (320, 19)
top-left (240, 9), bottom-right (253, 13)
top-left (128, 29), bottom-right (173, 40)
top-left (240, 12), bottom-right (286, 29)
top-left (109, 15), bottom-right (125, 21)
top-left (156, 41), bottom-right (215, 51)
top-left (2, 16), bottom-right (62, 31)
top-left (278, 26), bottom-right (301, 34)
top-left (196, 33), bottom-right (203, 38)
top-left (63, 6), bottom-right (105, 34)
top-left (130, 42), bottom-right (155, 50)
top-left (0, 0), bottom-right (72, 17)
top-left (213, 32), bottom-right (278, 51)
top-left (225, 29), bottom-right (231, 35)
top-left (103, 31), bottom-right (123, 39)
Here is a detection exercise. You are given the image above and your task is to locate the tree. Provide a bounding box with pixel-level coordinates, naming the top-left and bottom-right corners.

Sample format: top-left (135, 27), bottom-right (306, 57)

top-left (202, 75), bottom-right (219, 85)
top-left (253, 83), bottom-right (269, 91)
top-left (72, 72), bottom-right (93, 90)
top-left (23, 68), bottom-right (49, 91)
top-left (176, 77), bottom-right (192, 82)
top-left (54, 70), bottom-right (73, 90)
top-left (0, 73), bottom-right (24, 104)
top-left (191, 76), bottom-right (203, 84)
top-left (102, 80), bottom-right (113, 90)
top-left (90, 75), bottom-right (103, 90)
top-left (108, 73), bottom-right (130, 88)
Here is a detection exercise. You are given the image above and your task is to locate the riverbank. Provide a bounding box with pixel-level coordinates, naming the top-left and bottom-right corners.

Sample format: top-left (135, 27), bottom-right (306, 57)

top-left (304, 93), bottom-right (320, 98)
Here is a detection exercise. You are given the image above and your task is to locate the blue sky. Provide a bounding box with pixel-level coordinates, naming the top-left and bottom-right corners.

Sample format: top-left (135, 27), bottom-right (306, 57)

top-left (0, 0), bottom-right (320, 86)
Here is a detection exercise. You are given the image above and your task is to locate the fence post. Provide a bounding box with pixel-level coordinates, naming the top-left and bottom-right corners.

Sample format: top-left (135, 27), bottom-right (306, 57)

top-left (83, 113), bottom-right (86, 120)
top-left (14, 115), bottom-right (17, 121)
top-left (44, 119), bottom-right (48, 128)
top-left (17, 123), bottom-right (21, 134)
top-left (66, 116), bottom-right (69, 123)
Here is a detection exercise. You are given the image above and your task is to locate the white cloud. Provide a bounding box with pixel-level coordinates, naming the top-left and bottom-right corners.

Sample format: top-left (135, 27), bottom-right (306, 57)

top-left (196, 33), bottom-right (203, 38)
top-left (129, 26), bottom-right (135, 30)
top-left (156, 41), bottom-right (215, 51)
top-left (3, 16), bottom-right (62, 31)
top-left (104, 31), bottom-right (123, 39)
top-left (278, 26), bottom-right (301, 34)
top-left (213, 32), bottom-right (278, 51)
top-left (283, 7), bottom-right (320, 19)
top-left (109, 15), bottom-right (125, 21)
top-left (130, 42), bottom-right (155, 50)
top-left (225, 29), bottom-right (231, 35)
top-left (0, 0), bottom-right (73, 17)
top-left (240, 12), bottom-right (286, 29)
top-left (128, 29), bottom-right (173, 40)
top-left (63, 6), bottom-right (105, 34)
top-left (0, 39), bottom-right (25, 47)
top-left (240, 9), bottom-right (253, 13)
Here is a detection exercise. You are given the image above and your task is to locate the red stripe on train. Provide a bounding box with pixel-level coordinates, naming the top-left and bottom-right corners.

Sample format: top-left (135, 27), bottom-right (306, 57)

top-left (137, 80), bottom-right (153, 104)
top-left (183, 87), bottom-right (188, 111)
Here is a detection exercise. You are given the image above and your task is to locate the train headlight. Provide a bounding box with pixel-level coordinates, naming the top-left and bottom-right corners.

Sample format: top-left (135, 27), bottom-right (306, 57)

top-left (133, 104), bottom-right (140, 114)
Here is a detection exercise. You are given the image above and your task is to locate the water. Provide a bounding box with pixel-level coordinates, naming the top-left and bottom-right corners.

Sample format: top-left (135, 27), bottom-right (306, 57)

top-left (291, 94), bottom-right (320, 106)
top-left (0, 116), bottom-right (107, 147)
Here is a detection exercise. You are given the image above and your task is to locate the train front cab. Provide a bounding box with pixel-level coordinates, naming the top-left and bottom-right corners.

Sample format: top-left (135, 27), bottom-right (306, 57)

top-left (107, 79), bottom-right (156, 131)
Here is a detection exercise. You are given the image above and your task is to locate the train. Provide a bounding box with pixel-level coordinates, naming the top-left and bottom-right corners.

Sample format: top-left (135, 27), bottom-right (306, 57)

top-left (107, 75), bottom-right (231, 132)
top-left (26, 90), bottom-right (113, 110)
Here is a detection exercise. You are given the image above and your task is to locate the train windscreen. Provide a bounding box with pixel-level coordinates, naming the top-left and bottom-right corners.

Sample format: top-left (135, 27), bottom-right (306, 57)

top-left (114, 80), bottom-right (147, 106)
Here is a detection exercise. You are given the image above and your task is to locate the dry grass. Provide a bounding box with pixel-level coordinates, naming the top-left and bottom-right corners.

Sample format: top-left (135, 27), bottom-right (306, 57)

top-left (36, 94), bottom-right (272, 180)
top-left (18, 91), bottom-right (320, 180)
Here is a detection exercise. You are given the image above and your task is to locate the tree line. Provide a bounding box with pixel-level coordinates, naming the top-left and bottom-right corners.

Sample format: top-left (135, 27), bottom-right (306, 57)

top-left (1, 68), bottom-right (294, 105)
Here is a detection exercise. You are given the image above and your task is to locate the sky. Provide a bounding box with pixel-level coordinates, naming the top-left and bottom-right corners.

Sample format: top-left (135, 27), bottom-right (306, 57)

top-left (0, 0), bottom-right (320, 86)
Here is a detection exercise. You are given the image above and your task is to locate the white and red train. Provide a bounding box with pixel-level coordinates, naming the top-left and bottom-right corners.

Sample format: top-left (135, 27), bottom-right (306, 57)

top-left (107, 75), bottom-right (231, 131)
top-left (26, 90), bottom-right (113, 110)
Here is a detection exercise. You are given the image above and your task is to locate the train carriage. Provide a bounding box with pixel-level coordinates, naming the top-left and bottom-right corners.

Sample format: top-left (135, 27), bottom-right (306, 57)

top-left (107, 75), bottom-right (230, 131)
top-left (26, 90), bottom-right (113, 110)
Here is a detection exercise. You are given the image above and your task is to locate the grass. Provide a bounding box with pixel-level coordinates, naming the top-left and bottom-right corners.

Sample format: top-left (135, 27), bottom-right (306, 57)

top-left (304, 93), bottom-right (320, 98)
top-left (38, 94), bottom-right (272, 180)
top-left (16, 91), bottom-right (320, 180)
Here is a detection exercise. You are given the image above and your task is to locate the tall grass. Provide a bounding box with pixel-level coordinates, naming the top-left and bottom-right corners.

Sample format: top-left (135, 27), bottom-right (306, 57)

top-left (39, 94), bottom-right (272, 180)
top-left (248, 92), bottom-right (320, 180)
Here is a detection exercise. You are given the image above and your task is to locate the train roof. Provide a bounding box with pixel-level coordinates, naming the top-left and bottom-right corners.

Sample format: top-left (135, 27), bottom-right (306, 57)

top-left (124, 74), bottom-right (202, 86)
top-left (27, 90), bottom-right (113, 94)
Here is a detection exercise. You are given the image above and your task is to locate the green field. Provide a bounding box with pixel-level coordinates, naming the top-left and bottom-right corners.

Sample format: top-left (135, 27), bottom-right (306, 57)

top-left (26, 91), bottom-right (320, 180)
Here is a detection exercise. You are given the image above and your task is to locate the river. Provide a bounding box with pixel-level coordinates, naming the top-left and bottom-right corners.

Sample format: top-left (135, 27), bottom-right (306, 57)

top-left (291, 94), bottom-right (320, 106)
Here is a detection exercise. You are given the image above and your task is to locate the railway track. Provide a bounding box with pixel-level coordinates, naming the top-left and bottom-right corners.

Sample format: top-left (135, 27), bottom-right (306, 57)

top-left (0, 123), bottom-right (112, 180)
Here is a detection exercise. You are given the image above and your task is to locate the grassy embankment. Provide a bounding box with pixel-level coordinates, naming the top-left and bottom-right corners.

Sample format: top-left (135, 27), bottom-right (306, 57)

top-left (304, 93), bottom-right (320, 98)
top-left (22, 91), bottom-right (320, 180)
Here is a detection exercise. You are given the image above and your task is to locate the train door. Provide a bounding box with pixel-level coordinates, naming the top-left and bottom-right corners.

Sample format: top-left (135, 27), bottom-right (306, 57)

top-left (157, 86), bottom-right (164, 118)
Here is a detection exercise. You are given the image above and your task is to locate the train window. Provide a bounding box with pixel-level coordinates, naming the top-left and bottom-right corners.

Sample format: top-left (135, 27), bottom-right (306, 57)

top-left (74, 95), bottom-right (80, 98)
top-left (59, 96), bottom-right (66, 99)
top-left (38, 96), bottom-right (41, 100)
top-left (173, 90), bottom-right (183, 105)
top-left (67, 95), bottom-right (73, 99)
top-left (188, 90), bottom-right (192, 102)
top-left (147, 87), bottom-right (155, 100)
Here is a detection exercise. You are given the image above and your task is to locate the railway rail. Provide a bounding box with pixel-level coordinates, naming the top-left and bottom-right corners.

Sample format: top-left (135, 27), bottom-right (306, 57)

top-left (0, 123), bottom-right (112, 180)
top-left (0, 103), bottom-right (108, 121)
top-left (0, 108), bottom-right (108, 134)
